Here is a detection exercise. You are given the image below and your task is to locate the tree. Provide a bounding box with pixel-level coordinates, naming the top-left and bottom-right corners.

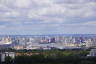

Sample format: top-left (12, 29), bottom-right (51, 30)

top-left (5, 56), bottom-right (13, 64)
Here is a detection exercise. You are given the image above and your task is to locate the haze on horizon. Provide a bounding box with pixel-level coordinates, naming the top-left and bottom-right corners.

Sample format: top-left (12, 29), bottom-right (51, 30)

top-left (0, 0), bottom-right (96, 35)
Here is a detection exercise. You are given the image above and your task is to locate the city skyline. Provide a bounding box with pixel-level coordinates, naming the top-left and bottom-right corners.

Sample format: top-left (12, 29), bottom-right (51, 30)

top-left (0, 34), bottom-right (96, 50)
top-left (0, 0), bottom-right (96, 35)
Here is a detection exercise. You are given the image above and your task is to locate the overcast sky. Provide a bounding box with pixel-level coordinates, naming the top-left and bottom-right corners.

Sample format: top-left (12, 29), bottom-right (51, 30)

top-left (0, 0), bottom-right (96, 35)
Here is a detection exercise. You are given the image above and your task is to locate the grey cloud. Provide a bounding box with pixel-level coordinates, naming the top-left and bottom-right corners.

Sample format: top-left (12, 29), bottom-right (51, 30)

top-left (53, 0), bottom-right (96, 4)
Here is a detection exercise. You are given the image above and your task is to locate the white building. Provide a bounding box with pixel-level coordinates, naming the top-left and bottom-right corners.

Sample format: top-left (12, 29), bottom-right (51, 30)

top-left (0, 52), bottom-right (15, 62)
top-left (87, 49), bottom-right (96, 56)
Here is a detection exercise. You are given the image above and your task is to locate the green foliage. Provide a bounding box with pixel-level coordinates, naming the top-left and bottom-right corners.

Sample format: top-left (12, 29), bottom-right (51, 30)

top-left (13, 50), bottom-right (92, 64)
top-left (4, 56), bottom-right (13, 64)
top-left (3, 50), bottom-right (94, 64)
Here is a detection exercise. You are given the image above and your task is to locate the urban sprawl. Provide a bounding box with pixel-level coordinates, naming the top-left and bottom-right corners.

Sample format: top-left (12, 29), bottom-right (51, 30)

top-left (0, 35), bottom-right (96, 50)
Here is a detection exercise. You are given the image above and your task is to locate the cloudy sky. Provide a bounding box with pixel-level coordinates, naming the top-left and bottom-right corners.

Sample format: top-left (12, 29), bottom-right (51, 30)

top-left (0, 0), bottom-right (96, 35)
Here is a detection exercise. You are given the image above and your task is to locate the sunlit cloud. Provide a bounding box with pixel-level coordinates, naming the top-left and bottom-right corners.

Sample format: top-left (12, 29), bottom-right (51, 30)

top-left (0, 0), bottom-right (96, 35)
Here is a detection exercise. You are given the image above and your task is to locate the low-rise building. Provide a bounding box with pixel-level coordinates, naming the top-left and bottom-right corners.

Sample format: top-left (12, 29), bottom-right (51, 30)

top-left (87, 49), bottom-right (96, 56)
top-left (0, 52), bottom-right (15, 62)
